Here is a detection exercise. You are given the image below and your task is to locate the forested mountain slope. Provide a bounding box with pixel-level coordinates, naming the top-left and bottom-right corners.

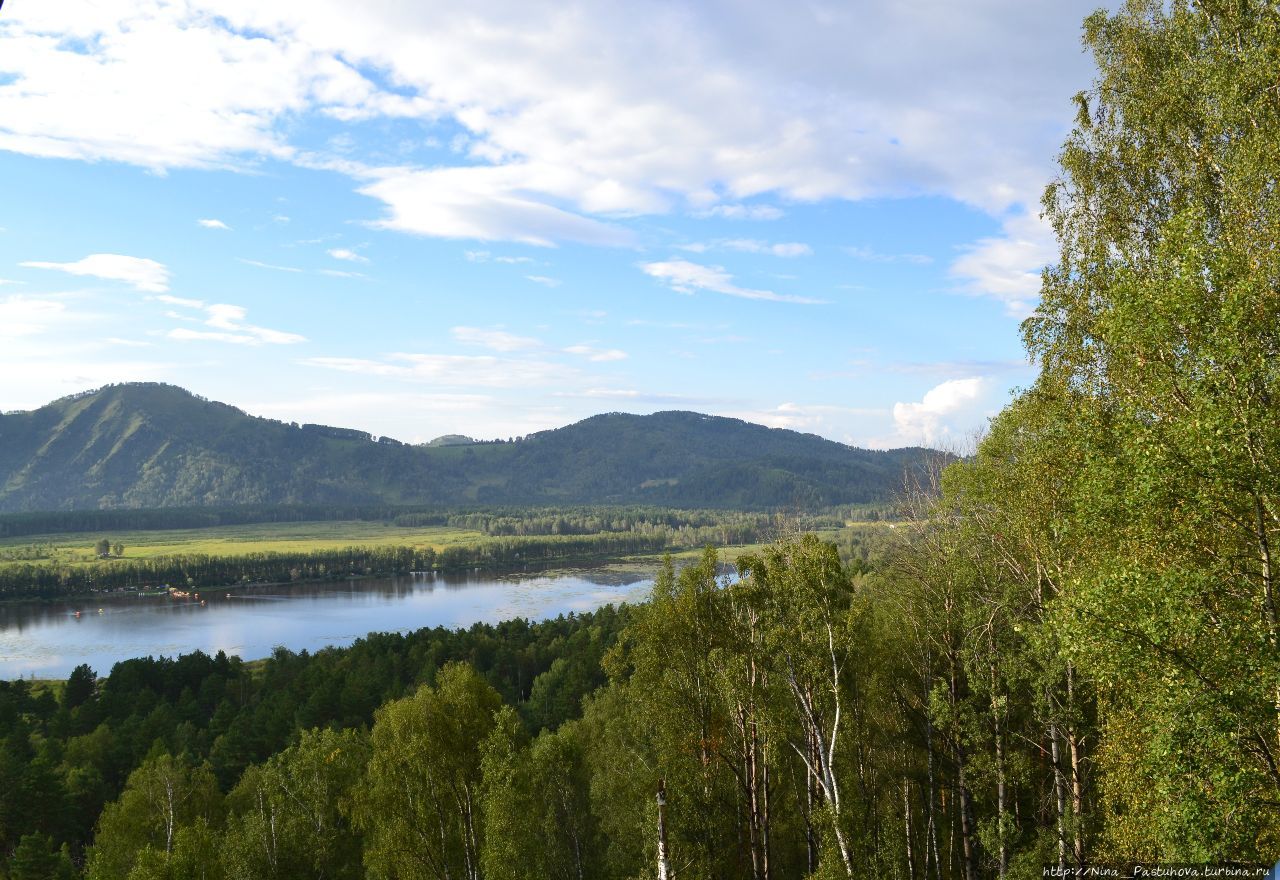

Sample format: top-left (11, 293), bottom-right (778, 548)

top-left (0, 383), bottom-right (929, 511)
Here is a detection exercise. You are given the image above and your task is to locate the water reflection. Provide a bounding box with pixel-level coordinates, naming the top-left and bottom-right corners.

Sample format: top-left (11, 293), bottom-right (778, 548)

top-left (0, 566), bottom-right (656, 679)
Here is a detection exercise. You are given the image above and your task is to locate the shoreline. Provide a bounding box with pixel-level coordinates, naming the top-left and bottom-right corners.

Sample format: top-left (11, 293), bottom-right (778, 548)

top-left (0, 543), bottom-right (751, 607)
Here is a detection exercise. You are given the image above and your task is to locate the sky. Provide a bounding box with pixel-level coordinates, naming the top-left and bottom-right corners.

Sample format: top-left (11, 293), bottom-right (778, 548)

top-left (0, 1), bottom-right (1104, 448)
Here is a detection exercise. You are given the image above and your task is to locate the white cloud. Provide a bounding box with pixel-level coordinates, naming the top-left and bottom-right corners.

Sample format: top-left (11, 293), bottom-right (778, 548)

top-left (21, 253), bottom-right (170, 292)
top-left (451, 326), bottom-right (541, 352)
top-left (725, 239), bottom-right (811, 257)
top-left (356, 164), bottom-right (634, 247)
top-left (0, 1), bottom-right (433, 171)
top-left (0, 2), bottom-right (1096, 245)
top-left (640, 259), bottom-right (824, 304)
top-left (462, 248), bottom-right (540, 264)
top-left (327, 247), bottom-right (368, 262)
top-left (318, 269), bottom-right (367, 279)
top-left (696, 204), bottom-right (786, 221)
top-left (563, 345), bottom-right (627, 362)
top-left (886, 377), bottom-right (987, 448)
top-left (687, 239), bottom-right (813, 257)
top-left (949, 211), bottom-right (1056, 316)
top-left (525, 275), bottom-right (561, 287)
top-left (167, 302), bottom-right (305, 346)
top-left (845, 245), bottom-right (933, 264)
top-left (238, 258), bottom-right (304, 273)
top-left (198, 218), bottom-right (231, 230)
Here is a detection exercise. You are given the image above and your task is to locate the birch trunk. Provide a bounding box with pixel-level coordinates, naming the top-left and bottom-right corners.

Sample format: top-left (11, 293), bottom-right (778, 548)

top-left (657, 780), bottom-right (673, 880)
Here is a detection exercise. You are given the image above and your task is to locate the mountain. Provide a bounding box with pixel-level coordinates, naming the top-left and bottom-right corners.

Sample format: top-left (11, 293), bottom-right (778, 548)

top-left (0, 383), bottom-right (933, 511)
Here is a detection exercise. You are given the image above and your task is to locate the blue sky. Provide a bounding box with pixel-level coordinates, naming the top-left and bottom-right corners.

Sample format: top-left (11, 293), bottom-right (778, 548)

top-left (0, 1), bottom-right (1103, 447)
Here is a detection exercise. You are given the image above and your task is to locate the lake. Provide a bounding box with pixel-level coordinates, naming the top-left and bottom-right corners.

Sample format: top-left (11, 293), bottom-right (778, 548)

top-left (0, 566), bottom-right (655, 679)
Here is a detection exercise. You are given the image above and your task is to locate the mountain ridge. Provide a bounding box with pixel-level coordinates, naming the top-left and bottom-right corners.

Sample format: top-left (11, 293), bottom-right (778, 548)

top-left (0, 383), bottom-right (933, 511)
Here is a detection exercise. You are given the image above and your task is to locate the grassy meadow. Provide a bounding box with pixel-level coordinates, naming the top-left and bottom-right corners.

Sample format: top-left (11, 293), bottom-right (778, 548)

top-left (0, 520), bottom-right (490, 568)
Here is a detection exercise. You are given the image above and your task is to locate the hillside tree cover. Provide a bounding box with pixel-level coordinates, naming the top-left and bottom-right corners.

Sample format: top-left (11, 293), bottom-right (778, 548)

top-left (0, 385), bottom-right (927, 512)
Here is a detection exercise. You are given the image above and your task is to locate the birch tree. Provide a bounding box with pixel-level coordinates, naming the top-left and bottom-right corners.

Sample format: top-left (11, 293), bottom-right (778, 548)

top-left (353, 663), bottom-right (502, 880)
top-left (1025, 0), bottom-right (1280, 857)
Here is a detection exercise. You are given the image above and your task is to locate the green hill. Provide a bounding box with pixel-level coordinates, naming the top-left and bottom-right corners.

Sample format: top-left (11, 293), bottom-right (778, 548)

top-left (0, 383), bottom-right (932, 511)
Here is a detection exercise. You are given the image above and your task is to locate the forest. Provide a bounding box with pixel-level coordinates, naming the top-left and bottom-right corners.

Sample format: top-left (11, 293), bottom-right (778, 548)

top-left (2, 1), bottom-right (1279, 876)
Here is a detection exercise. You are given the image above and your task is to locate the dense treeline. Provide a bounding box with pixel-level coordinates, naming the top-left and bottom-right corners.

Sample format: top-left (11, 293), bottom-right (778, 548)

top-left (394, 506), bottom-right (845, 537)
top-left (0, 533), bottom-right (673, 599)
top-left (0, 503), bottom-right (857, 544)
top-left (0, 606), bottom-right (631, 878)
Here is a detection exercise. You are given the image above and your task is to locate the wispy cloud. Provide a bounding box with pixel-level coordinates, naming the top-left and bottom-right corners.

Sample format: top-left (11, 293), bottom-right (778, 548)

top-left (327, 247), bottom-right (368, 263)
top-left (564, 344), bottom-right (627, 362)
top-left (525, 275), bottom-right (561, 288)
top-left (238, 258), bottom-right (304, 273)
top-left (680, 239), bottom-right (812, 258)
top-left (198, 218), bottom-right (231, 230)
top-left (722, 239), bottom-right (812, 257)
top-left (21, 254), bottom-right (171, 292)
top-left (465, 250), bottom-right (536, 264)
top-left (844, 245), bottom-right (932, 264)
top-left (640, 260), bottom-right (824, 305)
top-left (451, 326), bottom-right (541, 352)
top-left (696, 205), bottom-right (785, 221)
top-left (166, 302), bottom-right (305, 346)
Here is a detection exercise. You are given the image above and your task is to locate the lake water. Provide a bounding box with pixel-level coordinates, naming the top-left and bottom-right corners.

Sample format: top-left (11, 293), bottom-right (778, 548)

top-left (0, 567), bottom-right (655, 679)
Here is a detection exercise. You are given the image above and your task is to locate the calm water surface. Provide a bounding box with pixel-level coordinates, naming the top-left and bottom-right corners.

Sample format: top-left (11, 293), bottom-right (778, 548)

top-left (0, 567), bottom-right (655, 679)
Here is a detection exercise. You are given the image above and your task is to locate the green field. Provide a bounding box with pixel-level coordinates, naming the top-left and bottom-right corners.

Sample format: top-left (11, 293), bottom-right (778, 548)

top-left (0, 520), bottom-right (491, 568)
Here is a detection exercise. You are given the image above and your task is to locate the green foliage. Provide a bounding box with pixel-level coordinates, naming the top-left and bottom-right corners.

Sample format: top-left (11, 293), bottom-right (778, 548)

top-left (352, 662), bottom-right (502, 879)
top-left (222, 728), bottom-right (367, 880)
top-left (64, 665), bottom-right (96, 711)
top-left (6, 833), bottom-right (77, 880)
top-left (86, 753), bottom-right (222, 880)
top-left (1022, 0), bottom-right (1280, 859)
